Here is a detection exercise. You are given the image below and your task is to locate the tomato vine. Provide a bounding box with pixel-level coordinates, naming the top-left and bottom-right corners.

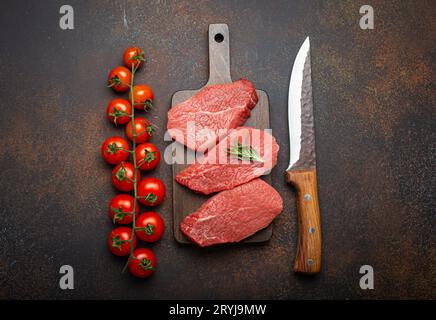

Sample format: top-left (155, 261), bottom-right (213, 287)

top-left (123, 60), bottom-right (140, 272)
top-left (105, 49), bottom-right (159, 277)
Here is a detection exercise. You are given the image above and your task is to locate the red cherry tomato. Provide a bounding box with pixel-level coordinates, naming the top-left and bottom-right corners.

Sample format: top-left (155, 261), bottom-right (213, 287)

top-left (128, 248), bottom-right (156, 278)
top-left (130, 84), bottom-right (154, 111)
top-left (102, 136), bottom-right (129, 165)
top-left (111, 162), bottom-right (140, 192)
top-left (137, 177), bottom-right (166, 206)
top-left (107, 227), bottom-right (136, 257)
top-left (107, 66), bottom-right (132, 93)
top-left (135, 143), bottom-right (160, 171)
top-left (125, 117), bottom-right (154, 143)
top-left (107, 98), bottom-right (132, 125)
top-left (135, 212), bottom-right (165, 242)
top-left (123, 47), bottom-right (145, 69)
top-left (109, 194), bottom-right (139, 224)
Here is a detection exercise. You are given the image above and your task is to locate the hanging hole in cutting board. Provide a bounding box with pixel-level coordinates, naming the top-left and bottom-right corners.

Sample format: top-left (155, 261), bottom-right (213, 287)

top-left (214, 33), bottom-right (224, 43)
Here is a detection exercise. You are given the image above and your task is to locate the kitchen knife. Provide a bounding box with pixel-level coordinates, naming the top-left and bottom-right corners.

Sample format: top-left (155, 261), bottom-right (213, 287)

top-left (286, 37), bottom-right (322, 274)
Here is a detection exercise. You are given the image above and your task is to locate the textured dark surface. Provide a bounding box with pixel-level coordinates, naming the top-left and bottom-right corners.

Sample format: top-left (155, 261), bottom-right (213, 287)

top-left (0, 0), bottom-right (434, 299)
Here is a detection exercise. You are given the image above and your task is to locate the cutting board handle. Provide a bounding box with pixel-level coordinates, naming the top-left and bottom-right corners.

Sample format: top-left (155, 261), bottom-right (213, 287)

top-left (206, 24), bottom-right (232, 86)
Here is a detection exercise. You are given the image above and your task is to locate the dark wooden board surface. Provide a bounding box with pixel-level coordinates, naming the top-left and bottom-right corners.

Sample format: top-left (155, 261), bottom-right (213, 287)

top-left (0, 0), bottom-right (434, 299)
top-left (171, 24), bottom-right (273, 244)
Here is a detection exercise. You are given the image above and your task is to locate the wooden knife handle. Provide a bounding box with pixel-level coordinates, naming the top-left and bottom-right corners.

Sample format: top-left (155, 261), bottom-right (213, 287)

top-left (286, 168), bottom-right (322, 274)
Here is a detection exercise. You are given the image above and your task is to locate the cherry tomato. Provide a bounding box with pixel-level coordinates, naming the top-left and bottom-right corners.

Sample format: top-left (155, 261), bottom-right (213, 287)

top-left (109, 194), bottom-right (139, 224)
top-left (128, 248), bottom-right (156, 278)
top-left (102, 136), bottom-right (129, 165)
top-left (123, 47), bottom-right (145, 69)
top-left (137, 177), bottom-right (166, 206)
top-left (107, 66), bottom-right (132, 93)
top-left (107, 227), bottom-right (136, 257)
top-left (107, 98), bottom-right (132, 125)
top-left (135, 212), bottom-right (165, 242)
top-left (130, 84), bottom-right (154, 111)
top-left (135, 143), bottom-right (160, 171)
top-left (111, 162), bottom-right (140, 192)
top-left (125, 117), bottom-right (154, 143)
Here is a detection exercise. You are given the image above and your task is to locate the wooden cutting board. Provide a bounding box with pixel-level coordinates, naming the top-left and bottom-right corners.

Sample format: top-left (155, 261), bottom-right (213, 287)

top-left (171, 24), bottom-right (272, 244)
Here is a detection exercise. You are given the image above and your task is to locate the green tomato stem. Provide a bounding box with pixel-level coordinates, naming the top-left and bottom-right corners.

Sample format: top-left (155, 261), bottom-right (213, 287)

top-left (121, 63), bottom-right (140, 274)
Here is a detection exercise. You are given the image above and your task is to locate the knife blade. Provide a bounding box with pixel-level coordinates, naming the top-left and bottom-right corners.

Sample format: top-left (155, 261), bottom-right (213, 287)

top-left (286, 37), bottom-right (322, 274)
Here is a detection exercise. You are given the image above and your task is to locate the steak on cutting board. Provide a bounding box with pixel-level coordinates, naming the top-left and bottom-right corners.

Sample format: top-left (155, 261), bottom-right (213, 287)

top-left (180, 179), bottom-right (283, 247)
top-left (167, 78), bottom-right (258, 152)
top-left (176, 127), bottom-right (279, 195)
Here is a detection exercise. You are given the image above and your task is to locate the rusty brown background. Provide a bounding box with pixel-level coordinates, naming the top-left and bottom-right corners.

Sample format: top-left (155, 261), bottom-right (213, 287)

top-left (0, 0), bottom-right (434, 299)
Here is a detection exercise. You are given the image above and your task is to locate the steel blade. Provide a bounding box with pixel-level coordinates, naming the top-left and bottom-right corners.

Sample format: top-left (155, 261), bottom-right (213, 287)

top-left (287, 37), bottom-right (316, 170)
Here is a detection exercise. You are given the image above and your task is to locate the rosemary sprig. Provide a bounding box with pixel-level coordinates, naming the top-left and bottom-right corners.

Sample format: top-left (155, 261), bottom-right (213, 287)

top-left (227, 139), bottom-right (264, 163)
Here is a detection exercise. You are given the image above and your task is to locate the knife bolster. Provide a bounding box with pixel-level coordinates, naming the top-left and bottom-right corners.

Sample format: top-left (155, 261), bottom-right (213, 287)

top-left (286, 168), bottom-right (322, 274)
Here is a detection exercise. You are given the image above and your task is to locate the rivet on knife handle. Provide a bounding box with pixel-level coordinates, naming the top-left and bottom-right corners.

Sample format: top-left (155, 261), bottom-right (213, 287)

top-left (286, 168), bottom-right (321, 274)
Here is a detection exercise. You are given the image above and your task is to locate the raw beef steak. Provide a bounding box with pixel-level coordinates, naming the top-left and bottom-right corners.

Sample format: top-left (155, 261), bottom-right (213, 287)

top-left (180, 179), bottom-right (283, 247)
top-left (176, 127), bottom-right (279, 194)
top-left (167, 78), bottom-right (258, 152)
